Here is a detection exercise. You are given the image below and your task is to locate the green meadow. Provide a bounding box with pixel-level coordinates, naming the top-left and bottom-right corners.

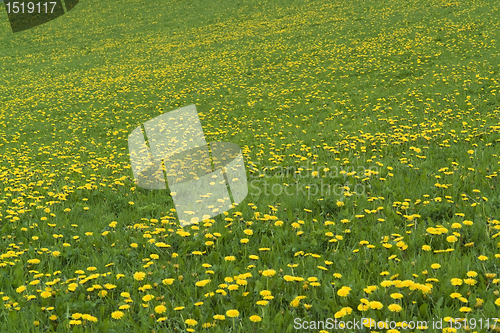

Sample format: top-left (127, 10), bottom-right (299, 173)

top-left (1, 0), bottom-right (500, 331)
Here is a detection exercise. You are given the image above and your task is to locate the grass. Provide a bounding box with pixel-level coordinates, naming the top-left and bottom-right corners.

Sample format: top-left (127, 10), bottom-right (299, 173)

top-left (1, 0), bottom-right (500, 331)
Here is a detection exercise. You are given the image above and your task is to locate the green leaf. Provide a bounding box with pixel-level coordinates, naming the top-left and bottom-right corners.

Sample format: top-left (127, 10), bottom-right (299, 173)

top-left (419, 303), bottom-right (428, 317)
top-left (274, 311), bottom-right (284, 329)
top-left (435, 296), bottom-right (444, 310)
top-left (483, 301), bottom-right (496, 315)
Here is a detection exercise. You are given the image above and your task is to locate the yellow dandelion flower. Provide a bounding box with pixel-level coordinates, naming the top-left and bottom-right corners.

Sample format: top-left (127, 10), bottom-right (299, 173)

top-left (111, 311), bottom-right (124, 320)
top-left (388, 304), bottom-right (402, 312)
top-left (262, 269), bottom-right (276, 277)
top-left (134, 272), bottom-right (146, 281)
top-left (155, 305), bottom-right (167, 314)
top-left (185, 319), bottom-right (198, 326)
top-left (226, 309), bottom-right (239, 318)
top-left (40, 291), bottom-right (52, 298)
top-left (249, 315), bottom-right (262, 322)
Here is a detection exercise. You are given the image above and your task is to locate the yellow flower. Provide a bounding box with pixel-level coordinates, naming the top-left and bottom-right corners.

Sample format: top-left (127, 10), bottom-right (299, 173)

top-left (162, 278), bottom-right (174, 285)
top-left (226, 309), bottom-right (239, 318)
top-left (155, 305), bottom-right (167, 314)
top-left (290, 298), bottom-right (300, 307)
top-left (213, 314), bottom-right (225, 320)
top-left (185, 319), bottom-right (198, 326)
top-left (134, 272), bottom-right (146, 281)
top-left (40, 291), bottom-right (52, 298)
top-left (364, 285), bottom-right (377, 293)
top-left (225, 256), bottom-right (236, 261)
top-left (334, 307), bottom-right (352, 319)
top-left (466, 271), bottom-right (478, 277)
top-left (256, 300), bottom-right (269, 306)
top-left (262, 269), bottom-right (276, 277)
top-left (16, 286), bottom-right (26, 293)
top-left (111, 311), bottom-right (124, 320)
top-left (388, 304), bottom-right (402, 312)
top-left (390, 293), bottom-right (403, 299)
top-left (142, 294), bottom-right (154, 302)
top-left (446, 236), bottom-right (457, 243)
top-left (195, 279), bottom-right (210, 287)
top-left (249, 315), bottom-right (262, 322)
top-left (431, 263), bottom-right (441, 269)
top-left (478, 255), bottom-right (488, 261)
top-left (369, 301), bottom-right (383, 310)
top-left (337, 286), bottom-right (351, 297)
top-left (464, 278), bottom-right (477, 286)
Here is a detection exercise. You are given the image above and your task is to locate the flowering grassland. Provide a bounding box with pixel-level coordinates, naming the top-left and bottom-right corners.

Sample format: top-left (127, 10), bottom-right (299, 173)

top-left (1, 0), bottom-right (500, 331)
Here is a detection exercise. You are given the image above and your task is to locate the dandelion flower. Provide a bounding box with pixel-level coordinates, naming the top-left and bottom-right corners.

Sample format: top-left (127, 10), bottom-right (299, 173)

top-left (226, 309), bottom-right (239, 318)
top-left (262, 269), bottom-right (276, 277)
top-left (155, 305), bottom-right (167, 314)
top-left (185, 319), bottom-right (198, 326)
top-left (249, 315), bottom-right (262, 322)
top-left (111, 311), bottom-right (124, 320)
top-left (134, 272), bottom-right (146, 281)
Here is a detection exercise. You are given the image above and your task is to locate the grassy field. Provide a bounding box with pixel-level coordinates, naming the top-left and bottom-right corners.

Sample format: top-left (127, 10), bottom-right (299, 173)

top-left (1, 0), bottom-right (500, 331)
